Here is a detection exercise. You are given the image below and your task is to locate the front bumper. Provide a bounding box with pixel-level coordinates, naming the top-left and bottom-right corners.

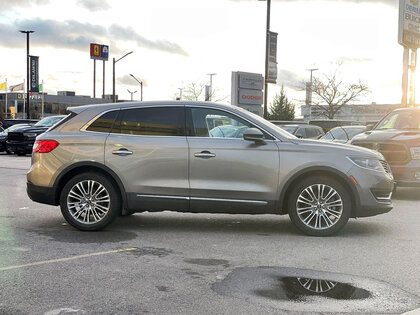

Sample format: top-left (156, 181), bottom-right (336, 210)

top-left (390, 160), bottom-right (420, 187)
top-left (6, 140), bottom-right (35, 154)
top-left (27, 182), bottom-right (57, 206)
top-left (347, 165), bottom-right (394, 218)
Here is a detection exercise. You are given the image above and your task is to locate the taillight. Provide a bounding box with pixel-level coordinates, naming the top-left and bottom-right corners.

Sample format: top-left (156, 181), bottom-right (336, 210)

top-left (33, 140), bottom-right (59, 153)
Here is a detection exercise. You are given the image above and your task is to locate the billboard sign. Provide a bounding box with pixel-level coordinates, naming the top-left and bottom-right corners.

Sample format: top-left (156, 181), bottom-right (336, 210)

top-left (90, 43), bottom-right (109, 61)
top-left (231, 71), bottom-right (264, 116)
top-left (399, 0), bottom-right (420, 48)
top-left (29, 55), bottom-right (39, 93)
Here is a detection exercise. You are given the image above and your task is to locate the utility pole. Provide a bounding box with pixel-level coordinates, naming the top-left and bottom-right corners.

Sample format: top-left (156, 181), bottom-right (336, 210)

top-left (306, 68), bottom-right (318, 122)
top-left (178, 88), bottom-right (183, 100)
top-left (207, 73), bottom-right (216, 101)
top-left (19, 30), bottom-right (34, 119)
top-left (259, 0), bottom-right (271, 119)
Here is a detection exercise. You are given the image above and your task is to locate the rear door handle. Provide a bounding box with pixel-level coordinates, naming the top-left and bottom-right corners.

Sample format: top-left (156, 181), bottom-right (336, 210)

top-left (194, 151), bottom-right (216, 159)
top-left (112, 148), bottom-right (133, 156)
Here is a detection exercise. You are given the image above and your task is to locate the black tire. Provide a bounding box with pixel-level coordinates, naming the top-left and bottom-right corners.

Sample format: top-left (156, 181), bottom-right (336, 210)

top-left (288, 176), bottom-right (351, 236)
top-left (60, 172), bottom-right (121, 231)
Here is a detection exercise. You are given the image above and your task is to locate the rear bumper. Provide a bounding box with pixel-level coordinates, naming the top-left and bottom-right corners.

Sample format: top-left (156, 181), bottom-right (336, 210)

top-left (27, 182), bottom-right (57, 206)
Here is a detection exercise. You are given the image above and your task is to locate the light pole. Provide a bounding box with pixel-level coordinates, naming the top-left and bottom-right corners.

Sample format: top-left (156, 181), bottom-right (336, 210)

top-left (113, 51), bottom-right (133, 102)
top-left (178, 88), bottom-right (183, 100)
top-left (129, 74), bottom-right (143, 101)
top-left (127, 89), bottom-right (137, 101)
top-left (19, 30), bottom-right (34, 119)
top-left (258, 0), bottom-right (271, 119)
top-left (306, 68), bottom-right (318, 121)
top-left (207, 73), bottom-right (216, 101)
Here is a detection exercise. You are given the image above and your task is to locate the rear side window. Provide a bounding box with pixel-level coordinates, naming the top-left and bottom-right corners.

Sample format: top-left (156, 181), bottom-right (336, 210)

top-left (295, 128), bottom-right (306, 138)
top-left (113, 107), bottom-right (185, 136)
top-left (306, 127), bottom-right (321, 138)
top-left (86, 110), bottom-right (119, 133)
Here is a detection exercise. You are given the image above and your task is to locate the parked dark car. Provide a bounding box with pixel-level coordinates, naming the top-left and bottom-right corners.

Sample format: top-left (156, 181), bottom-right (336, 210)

top-left (1, 119), bottom-right (39, 129)
top-left (351, 107), bottom-right (420, 188)
top-left (320, 126), bottom-right (367, 144)
top-left (6, 116), bottom-right (65, 155)
top-left (0, 124), bottom-right (32, 154)
top-left (278, 124), bottom-right (325, 139)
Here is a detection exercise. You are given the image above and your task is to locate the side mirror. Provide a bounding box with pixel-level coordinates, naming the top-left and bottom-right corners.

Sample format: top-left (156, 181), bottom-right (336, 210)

top-left (243, 128), bottom-right (265, 142)
top-left (366, 123), bottom-right (375, 131)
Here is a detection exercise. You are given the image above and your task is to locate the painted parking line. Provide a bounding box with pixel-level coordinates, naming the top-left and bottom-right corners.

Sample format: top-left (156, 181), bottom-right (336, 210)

top-left (0, 247), bottom-right (137, 271)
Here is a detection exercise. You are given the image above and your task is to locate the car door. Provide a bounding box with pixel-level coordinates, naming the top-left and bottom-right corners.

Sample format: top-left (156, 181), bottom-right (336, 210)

top-left (105, 105), bottom-right (189, 211)
top-left (186, 106), bottom-right (280, 213)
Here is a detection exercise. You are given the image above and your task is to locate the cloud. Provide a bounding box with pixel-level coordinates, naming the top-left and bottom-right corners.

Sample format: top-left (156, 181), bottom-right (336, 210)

top-left (0, 0), bottom-right (49, 12)
top-left (117, 75), bottom-right (148, 87)
top-left (229, 0), bottom-right (396, 6)
top-left (0, 18), bottom-right (188, 56)
top-left (277, 69), bottom-right (304, 90)
top-left (76, 0), bottom-right (110, 11)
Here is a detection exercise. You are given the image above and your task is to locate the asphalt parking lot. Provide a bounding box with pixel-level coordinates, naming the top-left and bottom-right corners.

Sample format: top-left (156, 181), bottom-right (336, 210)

top-left (0, 152), bottom-right (420, 314)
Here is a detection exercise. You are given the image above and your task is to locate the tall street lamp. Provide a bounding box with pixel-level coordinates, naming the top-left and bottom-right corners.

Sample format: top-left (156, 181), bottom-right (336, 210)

top-left (113, 51), bottom-right (133, 102)
top-left (19, 30), bottom-right (34, 119)
top-left (258, 0), bottom-right (271, 119)
top-left (129, 74), bottom-right (143, 101)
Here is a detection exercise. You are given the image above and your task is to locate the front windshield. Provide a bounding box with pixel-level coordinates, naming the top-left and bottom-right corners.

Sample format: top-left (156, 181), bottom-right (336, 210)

top-left (34, 116), bottom-right (64, 127)
top-left (376, 110), bottom-right (420, 130)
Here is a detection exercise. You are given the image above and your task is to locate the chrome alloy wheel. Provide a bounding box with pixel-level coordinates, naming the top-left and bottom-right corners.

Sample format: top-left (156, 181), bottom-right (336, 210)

top-left (296, 184), bottom-right (343, 230)
top-left (67, 180), bottom-right (111, 224)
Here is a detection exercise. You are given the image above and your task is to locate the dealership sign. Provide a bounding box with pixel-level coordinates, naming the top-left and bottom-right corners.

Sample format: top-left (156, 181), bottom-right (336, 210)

top-left (90, 43), bottom-right (109, 61)
top-left (399, 0), bottom-right (420, 48)
top-left (231, 72), bottom-right (264, 116)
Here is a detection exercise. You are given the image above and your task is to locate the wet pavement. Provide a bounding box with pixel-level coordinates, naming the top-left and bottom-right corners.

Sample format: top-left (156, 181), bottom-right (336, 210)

top-left (213, 267), bottom-right (420, 314)
top-left (1, 153), bottom-right (420, 314)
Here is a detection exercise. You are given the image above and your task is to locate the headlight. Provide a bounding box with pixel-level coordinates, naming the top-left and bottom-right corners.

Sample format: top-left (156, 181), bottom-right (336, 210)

top-left (410, 147), bottom-right (420, 160)
top-left (23, 132), bottom-right (38, 139)
top-left (348, 157), bottom-right (384, 172)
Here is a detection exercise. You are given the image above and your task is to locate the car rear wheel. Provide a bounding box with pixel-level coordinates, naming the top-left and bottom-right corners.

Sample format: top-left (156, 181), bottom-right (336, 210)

top-left (288, 176), bottom-right (351, 236)
top-left (60, 172), bottom-right (121, 231)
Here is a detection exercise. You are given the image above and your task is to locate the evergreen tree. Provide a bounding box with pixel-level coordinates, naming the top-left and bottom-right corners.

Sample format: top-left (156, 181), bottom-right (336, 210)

top-left (267, 86), bottom-right (295, 121)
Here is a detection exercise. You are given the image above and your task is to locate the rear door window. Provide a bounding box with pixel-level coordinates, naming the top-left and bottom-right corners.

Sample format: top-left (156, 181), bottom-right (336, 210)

top-left (113, 107), bottom-right (185, 136)
top-left (295, 128), bottom-right (306, 138)
top-left (86, 111), bottom-right (119, 133)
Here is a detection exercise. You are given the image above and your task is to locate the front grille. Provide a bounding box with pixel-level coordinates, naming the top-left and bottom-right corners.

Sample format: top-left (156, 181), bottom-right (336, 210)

top-left (379, 160), bottom-right (392, 175)
top-left (7, 132), bottom-right (24, 142)
top-left (353, 142), bottom-right (409, 164)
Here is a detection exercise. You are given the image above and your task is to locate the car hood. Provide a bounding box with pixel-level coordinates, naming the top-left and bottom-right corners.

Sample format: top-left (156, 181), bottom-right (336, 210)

top-left (9, 126), bottom-right (49, 133)
top-left (293, 138), bottom-right (383, 159)
top-left (351, 129), bottom-right (420, 147)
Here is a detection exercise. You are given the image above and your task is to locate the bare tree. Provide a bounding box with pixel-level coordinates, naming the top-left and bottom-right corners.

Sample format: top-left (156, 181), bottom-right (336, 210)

top-left (310, 70), bottom-right (369, 119)
top-left (177, 81), bottom-right (227, 102)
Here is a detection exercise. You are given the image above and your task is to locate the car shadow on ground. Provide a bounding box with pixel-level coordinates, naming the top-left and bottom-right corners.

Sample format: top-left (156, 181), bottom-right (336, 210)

top-left (393, 187), bottom-right (420, 201)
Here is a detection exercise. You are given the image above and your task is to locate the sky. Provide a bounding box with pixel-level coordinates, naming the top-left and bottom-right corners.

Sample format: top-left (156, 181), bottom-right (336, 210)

top-left (0, 0), bottom-right (405, 113)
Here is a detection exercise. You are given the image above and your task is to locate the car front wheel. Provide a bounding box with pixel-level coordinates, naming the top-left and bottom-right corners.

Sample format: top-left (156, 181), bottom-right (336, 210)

top-left (288, 176), bottom-right (351, 236)
top-left (60, 172), bottom-right (121, 231)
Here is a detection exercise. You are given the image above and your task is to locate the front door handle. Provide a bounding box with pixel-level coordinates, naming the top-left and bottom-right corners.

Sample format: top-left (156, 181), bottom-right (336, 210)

top-left (194, 151), bottom-right (216, 159)
top-left (112, 148), bottom-right (133, 156)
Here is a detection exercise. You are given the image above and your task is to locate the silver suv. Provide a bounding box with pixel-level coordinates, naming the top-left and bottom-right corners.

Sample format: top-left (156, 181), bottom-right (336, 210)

top-left (27, 101), bottom-right (394, 236)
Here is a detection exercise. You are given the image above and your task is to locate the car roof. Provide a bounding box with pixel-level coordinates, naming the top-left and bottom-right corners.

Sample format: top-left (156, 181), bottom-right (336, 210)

top-left (330, 125), bottom-right (366, 130)
top-left (393, 107), bottom-right (420, 112)
top-left (67, 101), bottom-right (241, 115)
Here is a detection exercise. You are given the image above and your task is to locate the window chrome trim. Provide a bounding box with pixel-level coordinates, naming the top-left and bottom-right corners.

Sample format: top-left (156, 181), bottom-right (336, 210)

top-left (136, 194), bottom-right (268, 205)
top-left (186, 105), bottom-right (279, 141)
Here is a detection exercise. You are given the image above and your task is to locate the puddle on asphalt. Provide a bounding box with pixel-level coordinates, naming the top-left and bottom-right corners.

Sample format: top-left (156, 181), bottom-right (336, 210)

top-left (212, 267), bottom-right (420, 314)
top-left (255, 276), bottom-right (370, 301)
